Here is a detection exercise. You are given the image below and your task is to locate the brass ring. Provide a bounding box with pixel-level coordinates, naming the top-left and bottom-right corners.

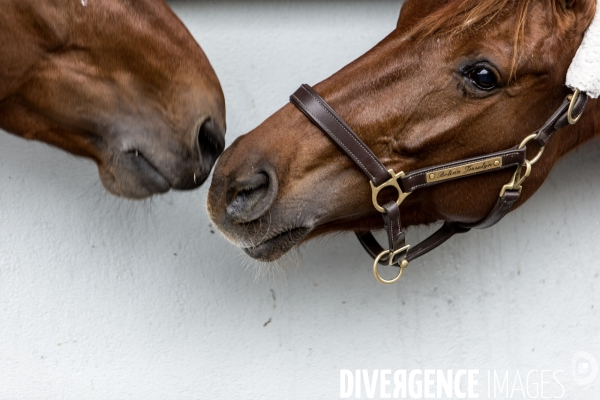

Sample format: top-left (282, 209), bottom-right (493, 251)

top-left (373, 250), bottom-right (407, 285)
top-left (567, 89), bottom-right (583, 125)
top-left (518, 133), bottom-right (545, 165)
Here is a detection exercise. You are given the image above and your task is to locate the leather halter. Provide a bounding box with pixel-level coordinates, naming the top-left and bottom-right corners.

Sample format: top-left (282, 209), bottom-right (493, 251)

top-left (290, 84), bottom-right (588, 284)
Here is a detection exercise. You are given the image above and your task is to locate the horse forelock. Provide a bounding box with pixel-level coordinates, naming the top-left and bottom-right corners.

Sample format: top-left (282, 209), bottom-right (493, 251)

top-left (408, 0), bottom-right (587, 81)
top-left (411, 0), bottom-right (525, 37)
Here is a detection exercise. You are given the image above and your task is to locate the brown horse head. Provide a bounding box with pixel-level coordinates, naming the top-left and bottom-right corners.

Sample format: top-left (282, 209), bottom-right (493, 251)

top-left (208, 0), bottom-right (599, 261)
top-left (0, 0), bottom-right (225, 199)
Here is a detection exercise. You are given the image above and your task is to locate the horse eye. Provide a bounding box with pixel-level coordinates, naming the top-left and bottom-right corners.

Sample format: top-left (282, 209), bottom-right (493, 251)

top-left (467, 66), bottom-right (498, 90)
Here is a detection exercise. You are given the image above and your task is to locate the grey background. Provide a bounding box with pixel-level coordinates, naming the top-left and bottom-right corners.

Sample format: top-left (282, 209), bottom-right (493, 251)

top-left (0, 1), bottom-right (598, 398)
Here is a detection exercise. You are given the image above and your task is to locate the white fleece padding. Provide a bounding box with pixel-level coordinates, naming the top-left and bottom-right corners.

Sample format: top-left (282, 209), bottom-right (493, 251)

top-left (566, 2), bottom-right (600, 98)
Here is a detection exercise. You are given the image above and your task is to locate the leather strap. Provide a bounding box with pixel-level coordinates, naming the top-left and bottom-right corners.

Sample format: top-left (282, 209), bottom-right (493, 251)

top-left (357, 188), bottom-right (521, 265)
top-left (291, 84), bottom-right (406, 266)
top-left (534, 91), bottom-right (587, 147)
top-left (408, 188), bottom-right (521, 262)
top-left (401, 148), bottom-right (526, 192)
top-left (357, 224), bottom-right (465, 265)
top-left (290, 84), bottom-right (392, 186)
top-left (461, 189), bottom-right (521, 230)
top-left (381, 201), bottom-right (408, 264)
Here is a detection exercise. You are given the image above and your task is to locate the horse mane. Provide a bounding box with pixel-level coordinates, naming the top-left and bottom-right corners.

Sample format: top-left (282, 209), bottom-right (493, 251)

top-left (411, 0), bottom-right (541, 80)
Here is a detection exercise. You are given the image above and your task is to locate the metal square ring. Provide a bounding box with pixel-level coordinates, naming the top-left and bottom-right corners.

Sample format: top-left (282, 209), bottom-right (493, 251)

top-left (370, 169), bottom-right (411, 213)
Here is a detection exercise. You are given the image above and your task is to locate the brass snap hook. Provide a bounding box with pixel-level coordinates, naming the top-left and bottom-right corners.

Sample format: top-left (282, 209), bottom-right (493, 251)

top-left (499, 160), bottom-right (531, 197)
top-left (373, 245), bottom-right (410, 285)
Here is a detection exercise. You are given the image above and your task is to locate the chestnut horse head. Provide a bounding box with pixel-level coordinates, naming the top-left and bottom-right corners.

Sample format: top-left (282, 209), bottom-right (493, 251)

top-left (0, 0), bottom-right (225, 199)
top-left (208, 0), bottom-right (599, 262)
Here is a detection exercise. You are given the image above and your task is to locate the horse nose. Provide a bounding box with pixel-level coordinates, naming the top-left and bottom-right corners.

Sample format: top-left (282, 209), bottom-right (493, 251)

top-left (197, 118), bottom-right (225, 173)
top-left (225, 163), bottom-right (278, 224)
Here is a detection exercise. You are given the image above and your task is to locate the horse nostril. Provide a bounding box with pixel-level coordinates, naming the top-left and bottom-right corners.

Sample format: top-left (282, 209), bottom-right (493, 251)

top-left (226, 169), bottom-right (278, 224)
top-left (197, 118), bottom-right (225, 172)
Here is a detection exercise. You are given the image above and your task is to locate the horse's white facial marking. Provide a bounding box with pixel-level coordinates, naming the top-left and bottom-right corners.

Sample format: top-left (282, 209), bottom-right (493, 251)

top-left (81, 0), bottom-right (88, 7)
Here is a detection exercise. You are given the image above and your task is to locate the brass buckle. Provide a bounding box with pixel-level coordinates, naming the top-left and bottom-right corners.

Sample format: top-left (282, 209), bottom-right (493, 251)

top-left (500, 160), bottom-right (531, 197)
top-left (373, 245), bottom-right (410, 285)
top-left (567, 89), bottom-right (583, 125)
top-left (370, 169), bottom-right (411, 213)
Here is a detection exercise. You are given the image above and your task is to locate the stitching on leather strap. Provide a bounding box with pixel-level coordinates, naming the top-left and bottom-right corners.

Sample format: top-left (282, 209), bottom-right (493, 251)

top-left (300, 87), bottom-right (388, 180)
top-left (467, 192), bottom-right (517, 229)
top-left (389, 217), bottom-right (394, 250)
top-left (291, 94), bottom-right (377, 182)
top-left (486, 198), bottom-right (514, 227)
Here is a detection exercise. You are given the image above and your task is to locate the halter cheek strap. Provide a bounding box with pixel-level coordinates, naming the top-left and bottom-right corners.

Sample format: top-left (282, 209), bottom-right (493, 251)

top-left (290, 84), bottom-right (588, 284)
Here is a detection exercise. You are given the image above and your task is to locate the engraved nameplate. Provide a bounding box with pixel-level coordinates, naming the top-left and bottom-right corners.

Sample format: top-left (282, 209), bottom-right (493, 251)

top-left (425, 157), bottom-right (503, 183)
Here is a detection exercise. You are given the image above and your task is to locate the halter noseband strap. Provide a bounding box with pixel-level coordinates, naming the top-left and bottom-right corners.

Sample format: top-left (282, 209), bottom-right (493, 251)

top-left (290, 84), bottom-right (587, 284)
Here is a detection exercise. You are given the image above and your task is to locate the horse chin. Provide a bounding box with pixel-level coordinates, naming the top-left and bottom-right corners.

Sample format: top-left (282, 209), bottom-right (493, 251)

top-left (95, 139), bottom-right (220, 199)
top-left (98, 153), bottom-right (172, 199)
top-left (240, 226), bottom-right (312, 262)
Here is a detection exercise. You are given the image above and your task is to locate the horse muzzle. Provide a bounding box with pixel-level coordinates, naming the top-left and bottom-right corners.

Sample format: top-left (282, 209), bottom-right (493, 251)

top-left (98, 117), bottom-right (225, 199)
top-left (207, 151), bottom-right (317, 261)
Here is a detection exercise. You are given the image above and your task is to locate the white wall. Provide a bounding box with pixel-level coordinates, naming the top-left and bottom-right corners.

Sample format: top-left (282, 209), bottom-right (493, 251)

top-left (1, 1), bottom-right (599, 399)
